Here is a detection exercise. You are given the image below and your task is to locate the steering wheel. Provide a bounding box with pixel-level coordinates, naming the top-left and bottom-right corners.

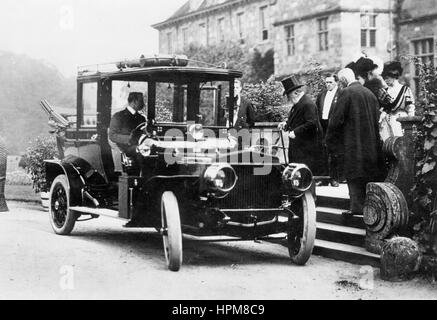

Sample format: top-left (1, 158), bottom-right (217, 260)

top-left (129, 122), bottom-right (147, 146)
top-left (129, 121), bottom-right (160, 146)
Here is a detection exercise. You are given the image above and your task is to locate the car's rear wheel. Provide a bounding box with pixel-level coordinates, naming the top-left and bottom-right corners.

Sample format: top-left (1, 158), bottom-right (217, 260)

top-left (287, 191), bottom-right (316, 265)
top-left (49, 175), bottom-right (76, 235)
top-left (160, 191), bottom-right (183, 271)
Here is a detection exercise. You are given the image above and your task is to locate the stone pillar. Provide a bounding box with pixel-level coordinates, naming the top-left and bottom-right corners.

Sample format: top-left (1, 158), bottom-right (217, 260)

top-left (364, 116), bottom-right (422, 254)
top-left (386, 116), bottom-right (422, 208)
top-left (0, 136), bottom-right (9, 212)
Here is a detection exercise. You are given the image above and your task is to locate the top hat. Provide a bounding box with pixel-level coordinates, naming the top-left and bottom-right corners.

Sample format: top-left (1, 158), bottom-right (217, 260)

top-left (381, 61), bottom-right (403, 79)
top-left (281, 75), bottom-right (304, 96)
top-left (355, 57), bottom-right (379, 75)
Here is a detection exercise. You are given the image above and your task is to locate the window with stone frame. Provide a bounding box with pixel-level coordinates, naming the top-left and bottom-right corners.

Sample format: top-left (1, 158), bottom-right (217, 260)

top-left (199, 22), bottom-right (207, 46)
top-left (166, 32), bottom-right (173, 53)
top-left (412, 38), bottom-right (435, 94)
top-left (318, 17), bottom-right (328, 51)
top-left (361, 14), bottom-right (377, 48)
top-left (237, 12), bottom-right (244, 40)
top-left (285, 24), bottom-right (295, 56)
top-left (182, 27), bottom-right (189, 48)
top-left (217, 17), bottom-right (225, 43)
top-left (260, 5), bottom-right (269, 41)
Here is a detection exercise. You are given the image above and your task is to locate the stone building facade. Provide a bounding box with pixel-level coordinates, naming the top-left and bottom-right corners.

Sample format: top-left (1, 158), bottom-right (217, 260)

top-left (273, 0), bottom-right (394, 77)
top-left (153, 0), bottom-right (434, 85)
top-left (396, 0), bottom-right (437, 93)
top-left (152, 0), bottom-right (277, 55)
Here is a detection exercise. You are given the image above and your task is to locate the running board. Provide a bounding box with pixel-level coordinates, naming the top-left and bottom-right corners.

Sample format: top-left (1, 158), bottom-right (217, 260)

top-left (183, 233), bottom-right (287, 242)
top-left (70, 206), bottom-right (125, 220)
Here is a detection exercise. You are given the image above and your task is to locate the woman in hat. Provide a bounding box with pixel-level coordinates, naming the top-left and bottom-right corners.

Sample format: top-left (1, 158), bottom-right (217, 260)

top-left (380, 61), bottom-right (415, 140)
top-left (278, 75), bottom-right (324, 175)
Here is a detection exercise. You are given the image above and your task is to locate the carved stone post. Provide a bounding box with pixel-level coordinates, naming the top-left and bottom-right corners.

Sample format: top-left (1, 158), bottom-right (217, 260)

top-left (364, 116), bottom-right (422, 254)
top-left (0, 136), bottom-right (9, 212)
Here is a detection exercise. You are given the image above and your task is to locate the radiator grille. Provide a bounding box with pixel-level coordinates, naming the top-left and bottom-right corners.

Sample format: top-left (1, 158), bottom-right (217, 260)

top-left (219, 165), bottom-right (283, 209)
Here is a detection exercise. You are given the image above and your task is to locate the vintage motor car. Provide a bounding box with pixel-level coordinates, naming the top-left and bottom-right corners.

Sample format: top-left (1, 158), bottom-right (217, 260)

top-left (42, 54), bottom-right (317, 271)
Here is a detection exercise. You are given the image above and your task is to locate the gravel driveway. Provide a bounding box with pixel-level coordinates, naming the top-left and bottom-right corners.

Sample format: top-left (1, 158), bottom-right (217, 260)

top-left (0, 202), bottom-right (436, 300)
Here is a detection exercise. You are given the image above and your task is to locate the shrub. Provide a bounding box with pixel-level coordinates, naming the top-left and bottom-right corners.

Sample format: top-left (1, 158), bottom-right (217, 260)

top-left (243, 61), bottom-right (326, 123)
top-left (22, 135), bottom-right (59, 193)
top-left (296, 60), bottom-right (327, 102)
top-left (243, 77), bottom-right (287, 123)
top-left (406, 55), bottom-right (437, 255)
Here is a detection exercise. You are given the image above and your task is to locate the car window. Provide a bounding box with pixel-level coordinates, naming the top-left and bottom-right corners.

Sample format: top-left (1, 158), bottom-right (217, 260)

top-left (199, 85), bottom-right (218, 126)
top-left (156, 82), bottom-right (187, 123)
top-left (81, 82), bottom-right (97, 128)
top-left (111, 81), bottom-right (148, 117)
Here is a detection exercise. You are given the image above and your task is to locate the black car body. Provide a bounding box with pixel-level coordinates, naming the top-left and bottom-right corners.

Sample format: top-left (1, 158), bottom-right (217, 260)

top-left (44, 55), bottom-right (316, 271)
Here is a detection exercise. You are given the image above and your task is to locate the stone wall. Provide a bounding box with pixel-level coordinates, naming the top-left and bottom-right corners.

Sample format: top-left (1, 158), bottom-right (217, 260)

top-left (399, 0), bottom-right (437, 20)
top-left (398, 20), bottom-right (437, 82)
top-left (154, 0), bottom-right (437, 81)
top-left (156, 0), bottom-right (276, 54)
top-left (273, 0), bottom-right (393, 77)
top-left (397, 0), bottom-right (437, 94)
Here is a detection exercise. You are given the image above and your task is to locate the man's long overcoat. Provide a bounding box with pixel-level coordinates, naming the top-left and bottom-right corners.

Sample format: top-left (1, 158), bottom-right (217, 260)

top-left (326, 82), bottom-right (385, 180)
top-left (285, 94), bottom-right (324, 175)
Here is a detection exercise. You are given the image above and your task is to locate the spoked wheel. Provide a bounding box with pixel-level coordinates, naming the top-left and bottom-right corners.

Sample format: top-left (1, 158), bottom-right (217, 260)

top-left (160, 191), bottom-right (182, 272)
top-left (287, 191), bottom-right (316, 265)
top-left (49, 175), bottom-right (76, 235)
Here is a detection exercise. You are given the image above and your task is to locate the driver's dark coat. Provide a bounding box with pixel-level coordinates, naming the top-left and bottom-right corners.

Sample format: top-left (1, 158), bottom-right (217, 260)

top-left (109, 108), bottom-right (145, 154)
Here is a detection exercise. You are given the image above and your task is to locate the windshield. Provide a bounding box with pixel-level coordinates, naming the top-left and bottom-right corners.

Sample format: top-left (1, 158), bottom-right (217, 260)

top-left (154, 80), bottom-right (231, 127)
top-left (109, 78), bottom-right (233, 127)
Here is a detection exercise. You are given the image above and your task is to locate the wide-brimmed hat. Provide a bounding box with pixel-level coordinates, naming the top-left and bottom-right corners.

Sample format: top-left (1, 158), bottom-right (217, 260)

top-left (382, 61), bottom-right (403, 79)
top-left (281, 75), bottom-right (304, 96)
top-left (355, 57), bottom-right (379, 75)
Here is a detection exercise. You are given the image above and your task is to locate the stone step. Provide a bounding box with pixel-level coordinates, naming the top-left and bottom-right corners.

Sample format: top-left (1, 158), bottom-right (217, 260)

top-left (313, 239), bottom-right (380, 267)
top-left (316, 222), bottom-right (366, 247)
top-left (316, 195), bottom-right (350, 211)
top-left (317, 206), bottom-right (365, 229)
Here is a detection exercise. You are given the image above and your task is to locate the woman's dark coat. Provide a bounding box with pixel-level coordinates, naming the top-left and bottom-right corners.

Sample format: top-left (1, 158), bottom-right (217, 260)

top-left (325, 82), bottom-right (385, 180)
top-left (285, 94), bottom-right (324, 175)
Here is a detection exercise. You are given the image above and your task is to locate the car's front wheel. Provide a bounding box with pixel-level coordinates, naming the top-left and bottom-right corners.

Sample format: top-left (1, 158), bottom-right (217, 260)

top-left (160, 191), bottom-right (183, 271)
top-left (287, 191), bottom-right (316, 265)
top-left (49, 174), bottom-right (77, 235)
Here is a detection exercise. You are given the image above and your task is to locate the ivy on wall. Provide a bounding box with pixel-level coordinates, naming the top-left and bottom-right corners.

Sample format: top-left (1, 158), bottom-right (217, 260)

top-left (408, 56), bottom-right (437, 255)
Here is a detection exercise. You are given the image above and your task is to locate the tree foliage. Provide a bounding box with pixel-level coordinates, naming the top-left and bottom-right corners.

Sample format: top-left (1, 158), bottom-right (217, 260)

top-left (248, 48), bottom-right (275, 83)
top-left (179, 42), bottom-right (274, 83)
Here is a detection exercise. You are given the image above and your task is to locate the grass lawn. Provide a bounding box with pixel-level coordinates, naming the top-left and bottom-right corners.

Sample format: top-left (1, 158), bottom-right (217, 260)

top-left (4, 184), bottom-right (40, 203)
top-left (5, 156), bottom-right (39, 203)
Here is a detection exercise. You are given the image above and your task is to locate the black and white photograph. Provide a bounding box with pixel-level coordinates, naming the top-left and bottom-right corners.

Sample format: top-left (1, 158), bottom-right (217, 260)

top-left (1, 0), bottom-right (437, 303)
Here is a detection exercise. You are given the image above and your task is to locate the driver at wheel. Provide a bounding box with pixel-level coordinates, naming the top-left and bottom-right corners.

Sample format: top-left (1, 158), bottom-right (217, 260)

top-left (109, 92), bottom-right (146, 157)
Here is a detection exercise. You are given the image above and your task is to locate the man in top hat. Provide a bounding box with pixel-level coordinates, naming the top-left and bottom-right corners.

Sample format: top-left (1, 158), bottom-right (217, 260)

top-left (278, 75), bottom-right (323, 175)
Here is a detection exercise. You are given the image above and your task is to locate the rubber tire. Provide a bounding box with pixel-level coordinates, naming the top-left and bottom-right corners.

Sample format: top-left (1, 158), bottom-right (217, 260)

top-left (49, 175), bottom-right (76, 235)
top-left (288, 191), bottom-right (317, 265)
top-left (161, 191), bottom-right (183, 272)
